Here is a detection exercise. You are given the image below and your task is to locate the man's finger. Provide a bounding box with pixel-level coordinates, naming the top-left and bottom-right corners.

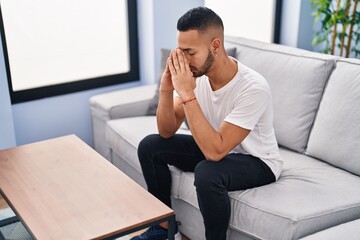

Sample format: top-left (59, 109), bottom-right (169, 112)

top-left (177, 49), bottom-right (186, 71)
top-left (183, 52), bottom-right (191, 72)
top-left (168, 58), bottom-right (176, 75)
top-left (171, 50), bottom-right (180, 70)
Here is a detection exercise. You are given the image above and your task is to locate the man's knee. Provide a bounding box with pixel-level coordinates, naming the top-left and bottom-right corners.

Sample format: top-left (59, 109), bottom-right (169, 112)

top-left (138, 134), bottom-right (161, 153)
top-left (194, 160), bottom-right (224, 190)
top-left (138, 134), bottom-right (163, 163)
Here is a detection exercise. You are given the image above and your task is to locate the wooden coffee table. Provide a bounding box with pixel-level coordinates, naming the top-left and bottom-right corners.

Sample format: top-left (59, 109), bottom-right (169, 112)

top-left (0, 135), bottom-right (175, 239)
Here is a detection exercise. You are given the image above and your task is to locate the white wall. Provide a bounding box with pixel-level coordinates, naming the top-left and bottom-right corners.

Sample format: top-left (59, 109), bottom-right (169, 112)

top-left (297, 0), bottom-right (316, 51)
top-left (137, 0), bottom-right (155, 85)
top-left (280, 0), bottom-right (314, 51)
top-left (280, 0), bottom-right (301, 47)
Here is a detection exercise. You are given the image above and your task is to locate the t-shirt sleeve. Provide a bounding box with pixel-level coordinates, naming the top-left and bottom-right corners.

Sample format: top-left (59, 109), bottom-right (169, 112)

top-left (224, 87), bottom-right (270, 130)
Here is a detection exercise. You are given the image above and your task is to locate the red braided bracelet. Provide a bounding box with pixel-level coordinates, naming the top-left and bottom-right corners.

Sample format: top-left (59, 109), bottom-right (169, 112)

top-left (179, 97), bottom-right (197, 105)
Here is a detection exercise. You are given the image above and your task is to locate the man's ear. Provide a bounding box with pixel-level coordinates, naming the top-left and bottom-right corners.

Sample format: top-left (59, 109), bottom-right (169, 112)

top-left (212, 38), bottom-right (221, 55)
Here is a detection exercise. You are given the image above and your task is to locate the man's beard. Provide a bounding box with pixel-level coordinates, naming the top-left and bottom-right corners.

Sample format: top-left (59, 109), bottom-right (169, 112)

top-left (191, 50), bottom-right (214, 78)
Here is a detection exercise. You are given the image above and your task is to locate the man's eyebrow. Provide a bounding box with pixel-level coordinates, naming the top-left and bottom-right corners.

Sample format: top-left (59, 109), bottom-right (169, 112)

top-left (180, 48), bottom-right (194, 52)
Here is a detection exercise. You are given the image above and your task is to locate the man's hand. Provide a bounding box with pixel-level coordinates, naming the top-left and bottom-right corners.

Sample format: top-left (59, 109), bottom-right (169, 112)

top-left (159, 56), bottom-right (174, 92)
top-left (168, 49), bottom-right (196, 100)
top-left (156, 50), bottom-right (186, 138)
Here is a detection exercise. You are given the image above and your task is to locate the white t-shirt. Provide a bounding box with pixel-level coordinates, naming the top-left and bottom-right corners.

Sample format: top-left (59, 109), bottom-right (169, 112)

top-left (193, 60), bottom-right (282, 180)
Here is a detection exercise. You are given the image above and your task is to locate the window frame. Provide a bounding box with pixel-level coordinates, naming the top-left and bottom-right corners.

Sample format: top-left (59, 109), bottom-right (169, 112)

top-left (0, 0), bottom-right (139, 104)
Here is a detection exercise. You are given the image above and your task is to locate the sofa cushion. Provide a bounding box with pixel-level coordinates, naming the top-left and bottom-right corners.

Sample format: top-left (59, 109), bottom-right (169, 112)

top-left (171, 148), bottom-right (360, 240)
top-left (299, 219), bottom-right (360, 240)
top-left (106, 116), bottom-right (190, 173)
top-left (90, 84), bottom-right (157, 159)
top-left (306, 58), bottom-right (360, 176)
top-left (106, 116), bottom-right (157, 173)
top-left (225, 36), bottom-right (336, 153)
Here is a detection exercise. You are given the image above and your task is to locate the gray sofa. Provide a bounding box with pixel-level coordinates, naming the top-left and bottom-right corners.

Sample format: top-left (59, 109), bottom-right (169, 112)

top-left (90, 36), bottom-right (360, 240)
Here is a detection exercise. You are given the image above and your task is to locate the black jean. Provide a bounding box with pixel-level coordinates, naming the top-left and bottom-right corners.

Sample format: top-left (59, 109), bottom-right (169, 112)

top-left (138, 134), bottom-right (275, 240)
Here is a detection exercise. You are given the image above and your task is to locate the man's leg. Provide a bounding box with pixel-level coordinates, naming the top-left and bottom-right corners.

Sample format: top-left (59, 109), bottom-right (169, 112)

top-left (194, 153), bottom-right (276, 240)
top-left (138, 134), bottom-right (205, 207)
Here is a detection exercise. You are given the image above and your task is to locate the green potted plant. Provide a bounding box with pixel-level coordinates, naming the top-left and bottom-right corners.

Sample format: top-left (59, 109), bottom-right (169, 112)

top-left (311, 0), bottom-right (360, 58)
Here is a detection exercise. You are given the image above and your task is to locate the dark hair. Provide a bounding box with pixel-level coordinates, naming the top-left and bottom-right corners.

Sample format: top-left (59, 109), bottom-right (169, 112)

top-left (177, 7), bottom-right (224, 33)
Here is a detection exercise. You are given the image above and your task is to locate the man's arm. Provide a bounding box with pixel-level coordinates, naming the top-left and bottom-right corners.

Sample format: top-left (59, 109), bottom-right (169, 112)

top-left (156, 54), bottom-right (186, 138)
top-left (156, 90), bottom-right (185, 138)
top-left (182, 98), bottom-right (250, 160)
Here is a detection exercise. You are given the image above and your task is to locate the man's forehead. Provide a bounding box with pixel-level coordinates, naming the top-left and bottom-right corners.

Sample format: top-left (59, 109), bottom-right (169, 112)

top-left (177, 30), bottom-right (207, 50)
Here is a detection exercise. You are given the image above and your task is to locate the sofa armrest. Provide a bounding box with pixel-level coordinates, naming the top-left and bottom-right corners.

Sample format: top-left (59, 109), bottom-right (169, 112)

top-left (90, 84), bottom-right (157, 159)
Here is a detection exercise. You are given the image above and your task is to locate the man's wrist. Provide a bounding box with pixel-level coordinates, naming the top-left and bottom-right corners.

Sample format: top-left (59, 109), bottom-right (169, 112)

top-left (179, 92), bottom-right (196, 102)
top-left (179, 97), bottom-right (197, 105)
top-left (159, 88), bottom-right (174, 94)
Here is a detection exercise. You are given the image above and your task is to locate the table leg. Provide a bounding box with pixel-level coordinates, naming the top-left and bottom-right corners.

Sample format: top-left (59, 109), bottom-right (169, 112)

top-left (167, 214), bottom-right (176, 240)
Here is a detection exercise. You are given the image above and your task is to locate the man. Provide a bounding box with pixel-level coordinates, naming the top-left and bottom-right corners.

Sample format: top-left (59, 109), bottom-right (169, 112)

top-left (131, 7), bottom-right (282, 240)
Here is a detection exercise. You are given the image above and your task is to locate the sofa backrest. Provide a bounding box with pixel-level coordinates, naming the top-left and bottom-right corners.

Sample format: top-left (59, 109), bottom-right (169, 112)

top-left (225, 36), bottom-right (336, 153)
top-left (306, 58), bottom-right (360, 176)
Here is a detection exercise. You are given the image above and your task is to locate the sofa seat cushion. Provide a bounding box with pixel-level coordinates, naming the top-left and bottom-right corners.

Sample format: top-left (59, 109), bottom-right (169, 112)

top-left (299, 219), bottom-right (360, 240)
top-left (225, 36), bottom-right (336, 153)
top-left (172, 148), bottom-right (360, 240)
top-left (106, 116), bottom-right (190, 175)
